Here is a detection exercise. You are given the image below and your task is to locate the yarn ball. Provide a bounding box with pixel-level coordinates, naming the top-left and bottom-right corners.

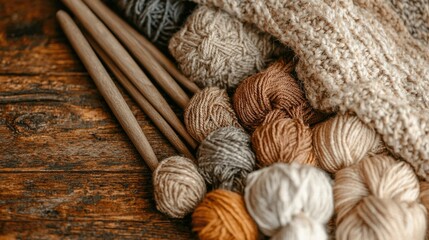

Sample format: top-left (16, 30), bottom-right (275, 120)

top-left (153, 156), bottom-right (206, 218)
top-left (184, 87), bottom-right (241, 142)
top-left (245, 163), bottom-right (334, 239)
top-left (169, 6), bottom-right (286, 92)
top-left (313, 114), bottom-right (381, 173)
top-left (419, 181), bottom-right (429, 238)
top-left (115, 0), bottom-right (195, 52)
top-left (192, 189), bottom-right (259, 240)
top-left (233, 59), bottom-right (326, 131)
top-left (334, 155), bottom-right (427, 240)
top-left (252, 118), bottom-right (317, 167)
top-left (197, 126), bottom-right (255, 193)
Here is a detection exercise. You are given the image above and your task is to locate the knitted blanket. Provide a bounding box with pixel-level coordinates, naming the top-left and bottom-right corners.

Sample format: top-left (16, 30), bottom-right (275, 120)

top-left (193, 0), bottom-right (429, 180)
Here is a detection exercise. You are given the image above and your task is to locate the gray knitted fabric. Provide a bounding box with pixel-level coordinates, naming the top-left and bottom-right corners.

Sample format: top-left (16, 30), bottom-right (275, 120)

top-left (193, 0), bottom-right (429, 180)
top-left (389, 0), bottom-right (429, 43)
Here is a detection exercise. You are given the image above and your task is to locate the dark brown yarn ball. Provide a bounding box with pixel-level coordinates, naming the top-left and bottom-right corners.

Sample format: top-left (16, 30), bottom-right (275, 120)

top-left (252, 118), bottom-right (317, 167)
top-left (233, 59), bottom-right (326, 131)
top-left (192, 189), bottom-right (258, 240)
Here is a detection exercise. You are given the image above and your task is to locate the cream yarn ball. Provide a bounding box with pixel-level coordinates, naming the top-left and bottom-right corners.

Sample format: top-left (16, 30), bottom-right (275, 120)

top-left (244, 163), bottom-right (334, 239)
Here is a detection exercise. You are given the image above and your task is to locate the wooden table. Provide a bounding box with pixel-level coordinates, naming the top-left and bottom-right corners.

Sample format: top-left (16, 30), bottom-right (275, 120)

top-left (0, 1), bottom-right (194, 239)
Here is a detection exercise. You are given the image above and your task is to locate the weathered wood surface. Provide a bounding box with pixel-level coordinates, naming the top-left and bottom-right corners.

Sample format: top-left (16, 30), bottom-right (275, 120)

top-left (0, 0), bottom-right (194, 239)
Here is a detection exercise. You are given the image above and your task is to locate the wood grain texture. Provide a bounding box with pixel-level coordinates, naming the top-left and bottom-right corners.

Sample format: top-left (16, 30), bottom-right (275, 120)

top-left (0, 0), bottom-right (194, 239)
top-left (0, 220), bottom-right (195, 240)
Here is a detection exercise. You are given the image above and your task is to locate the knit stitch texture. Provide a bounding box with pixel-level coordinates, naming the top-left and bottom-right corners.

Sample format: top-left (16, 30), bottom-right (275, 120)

top-left (389, 0), bottom-right (429, 43)
top-left (194, 0), bottom-right (429, 180)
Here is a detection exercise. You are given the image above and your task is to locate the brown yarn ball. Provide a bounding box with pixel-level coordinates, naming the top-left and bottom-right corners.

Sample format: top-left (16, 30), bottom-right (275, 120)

top-left (313, 114), bottom-right (381, 173)
top-left (184, 87), bottom-right (241, 142)
top-left (420, 181), bottom-right (429, 239)
top-left (153, 156), bottom-right (206, 218)
top-left (334, 155), bottom-right (427, 240)
top-left (233, 59), bottom-right (325, 131)
top-left (252, 118), bottom-right (317, 167)
top-left (192, 189), bottom-right (258, 240)
top-left (420, 181), bottom-right (429, 211)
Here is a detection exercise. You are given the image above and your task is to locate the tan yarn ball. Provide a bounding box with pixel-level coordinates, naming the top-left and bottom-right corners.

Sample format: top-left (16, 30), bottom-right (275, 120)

top-left (252, 118), bottom-right (316, 167)
top-left (313, 114), bottom-right (380, 173)
top-left (192, 189), bottom-right (258, 240)
top-left (184, 87), bottom-right (241, 142)
top-left (334, 155), bottom-right (427, 240)
top-left (153, 156), bottom-right (206, 218)
top-left (169, 6), bottom-right (285, 91)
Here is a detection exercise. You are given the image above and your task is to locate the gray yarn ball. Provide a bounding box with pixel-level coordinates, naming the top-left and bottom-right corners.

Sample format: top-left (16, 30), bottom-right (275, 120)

top-left (197, 126), bottom-right (256, 193)
top-left (115, 0), bottom-right (195, 52)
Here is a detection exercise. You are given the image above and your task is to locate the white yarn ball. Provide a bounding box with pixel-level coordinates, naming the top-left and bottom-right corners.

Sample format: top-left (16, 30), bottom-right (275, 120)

top-left (244, 163), bottom-right (334, 239)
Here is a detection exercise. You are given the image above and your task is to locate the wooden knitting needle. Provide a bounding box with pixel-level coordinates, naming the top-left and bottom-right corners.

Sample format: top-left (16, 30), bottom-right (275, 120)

top-left (86, 34), bottom-right (195, 160)
top-left (61, 0), bottom-right (198, 150)
top-left (57, 10), bottom-right (159, 171)
top-left (83, 0), bottom-right (200, 95)
top-left (127, 23), bottom-right (201, 95)
top-left (82, 0), bottom-right (191, 109)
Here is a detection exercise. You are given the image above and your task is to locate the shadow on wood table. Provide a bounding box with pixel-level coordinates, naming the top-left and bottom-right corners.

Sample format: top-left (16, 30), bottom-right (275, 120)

top-left (0, 0), bottom-right (194, 239)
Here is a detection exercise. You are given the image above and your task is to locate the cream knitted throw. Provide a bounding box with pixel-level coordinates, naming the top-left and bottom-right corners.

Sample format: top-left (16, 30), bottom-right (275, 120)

top-left (192, 0), bottom-right (429, 180)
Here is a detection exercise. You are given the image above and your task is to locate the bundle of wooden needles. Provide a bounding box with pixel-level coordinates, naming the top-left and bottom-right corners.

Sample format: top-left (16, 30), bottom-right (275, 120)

top-left (57, 0), bottom-right (201, 172)
top-left (58, 0), bottom-right (213, 221)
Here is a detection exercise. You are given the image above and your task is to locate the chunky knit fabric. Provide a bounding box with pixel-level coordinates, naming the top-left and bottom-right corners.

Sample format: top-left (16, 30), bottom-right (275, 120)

top-left (193, 0), bottom-right (429, 180)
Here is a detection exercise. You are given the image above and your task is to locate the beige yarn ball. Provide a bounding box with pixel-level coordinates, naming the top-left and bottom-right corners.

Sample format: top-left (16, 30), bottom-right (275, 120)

top-left (313, 114), bottom-right (380, 173)
top-left (334, 155), bottom-right (427, 240)
top-left (153, 156), bottom-right (206, 218)
top-left (169, 5), bottom-right (286, 91)
top-left (245, 163), bottom-right (334, 239)
top-left (184, 87), bottom-right (241, 142)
